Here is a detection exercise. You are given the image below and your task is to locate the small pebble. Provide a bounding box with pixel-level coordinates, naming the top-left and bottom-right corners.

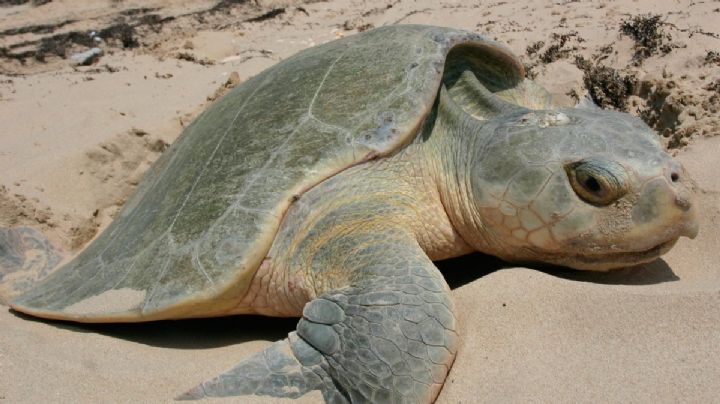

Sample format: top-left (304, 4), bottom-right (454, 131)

top-left (70, 47), bottom-right (103, 66)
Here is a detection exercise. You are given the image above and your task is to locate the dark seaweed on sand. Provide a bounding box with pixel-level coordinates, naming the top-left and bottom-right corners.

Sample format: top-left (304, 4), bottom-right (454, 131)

top-left (620, 14), bottom-right (673, 60)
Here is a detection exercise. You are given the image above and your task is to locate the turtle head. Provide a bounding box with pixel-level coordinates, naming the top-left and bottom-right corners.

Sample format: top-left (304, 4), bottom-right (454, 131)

top-left (462, 106), bottom-right (698, 271)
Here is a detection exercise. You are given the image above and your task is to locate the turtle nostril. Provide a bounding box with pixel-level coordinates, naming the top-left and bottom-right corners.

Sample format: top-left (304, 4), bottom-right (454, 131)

top-left (670, 172), bottom-right (679, 183)
top-left (675, 193), bottom-right (692, 211)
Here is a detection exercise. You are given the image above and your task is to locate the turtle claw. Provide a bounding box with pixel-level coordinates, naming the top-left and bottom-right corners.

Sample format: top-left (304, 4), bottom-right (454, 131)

top-left (303, 297), bottom-right (346, 324)
top-left (297, 319), bottom-right (341, 355)
top-left (297, 298), bottom-right (346, 355)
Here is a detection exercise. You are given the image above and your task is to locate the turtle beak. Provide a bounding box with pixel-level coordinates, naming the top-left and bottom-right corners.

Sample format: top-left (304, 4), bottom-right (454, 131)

top-left (679, 206), bottom-right (699, 239)
top-left (670, 165), bottom-right (699, 239)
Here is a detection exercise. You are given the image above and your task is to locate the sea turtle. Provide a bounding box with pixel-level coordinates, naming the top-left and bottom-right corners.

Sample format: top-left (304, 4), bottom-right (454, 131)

top-left (8, 25), bottom-right (698, 403)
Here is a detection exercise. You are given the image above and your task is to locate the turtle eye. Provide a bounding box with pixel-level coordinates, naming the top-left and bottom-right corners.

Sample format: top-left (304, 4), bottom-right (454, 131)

top-left (565, 159), bottom-right (628, 206)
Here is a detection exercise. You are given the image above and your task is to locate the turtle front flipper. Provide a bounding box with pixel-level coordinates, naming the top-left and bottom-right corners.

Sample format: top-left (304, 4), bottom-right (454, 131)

top-left (181, 236), bottom-right (458, 403)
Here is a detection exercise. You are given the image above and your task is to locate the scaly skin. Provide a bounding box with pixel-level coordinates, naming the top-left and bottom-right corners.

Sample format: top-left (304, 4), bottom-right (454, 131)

top-left (182, 126), bottom-right (466, 402)
top-left (429, 72), bottom-right (698, 270)
top-left (5, 26), bottom-right (699, 404)
top-left (184, 73), bottom-right (698, 403)
top-left (233, 132), bottom-right (472, 317)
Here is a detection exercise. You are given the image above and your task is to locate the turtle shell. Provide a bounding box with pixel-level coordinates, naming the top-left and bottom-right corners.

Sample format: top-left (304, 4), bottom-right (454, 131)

top-left (12, 25), bottom-right (523, 322)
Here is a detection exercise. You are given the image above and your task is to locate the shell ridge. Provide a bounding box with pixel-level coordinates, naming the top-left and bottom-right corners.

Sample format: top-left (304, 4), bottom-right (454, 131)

top-left (307, 48), bottom-right (350, 118)
top-left (166, 74), bottom-right (271, 235)
top-left (142, 236), bottom-right (174, 313)
top-left (133, 75), bottom-right (271, 311)
top-left (93, 110), bottom-right (212, 269)
top-left (192, 245), bottom-right (213, 285)
top-left (204, 49), bottom-right (349, 237)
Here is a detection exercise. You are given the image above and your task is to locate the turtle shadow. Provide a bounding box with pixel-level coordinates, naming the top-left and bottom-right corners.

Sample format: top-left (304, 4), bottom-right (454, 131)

top-left (536, 258), bottom-right (680, 285)
top-left (436, 252), bottom-right (509, 289)
top-left (8, 254), bottom-right (678, 351)
top-left (9, 309), bottom-right (296, 350)
top-left (437, 252), bottom-right (680, 288)
top-left (8, 252), bottom-right (502, 352)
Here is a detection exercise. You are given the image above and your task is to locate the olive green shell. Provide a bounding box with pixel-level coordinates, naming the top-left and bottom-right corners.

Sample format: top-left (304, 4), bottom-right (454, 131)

top-left (12, 25), bottom-right (523, 321)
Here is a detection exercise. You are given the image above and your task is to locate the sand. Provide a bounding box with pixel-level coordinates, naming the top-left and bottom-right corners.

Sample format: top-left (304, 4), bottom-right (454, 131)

top-left (1, 0), bottom-right (718, 402)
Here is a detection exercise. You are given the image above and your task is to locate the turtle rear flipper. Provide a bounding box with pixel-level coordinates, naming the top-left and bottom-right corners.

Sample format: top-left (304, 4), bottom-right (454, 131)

top-left (181, 235), bottom-right (458, 403)
top-left (0, 227), bottom-right (63, 303)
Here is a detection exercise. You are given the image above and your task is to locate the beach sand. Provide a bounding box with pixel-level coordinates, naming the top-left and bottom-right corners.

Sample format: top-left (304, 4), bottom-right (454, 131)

top-left (1, 0), bottom-right (718, 402)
